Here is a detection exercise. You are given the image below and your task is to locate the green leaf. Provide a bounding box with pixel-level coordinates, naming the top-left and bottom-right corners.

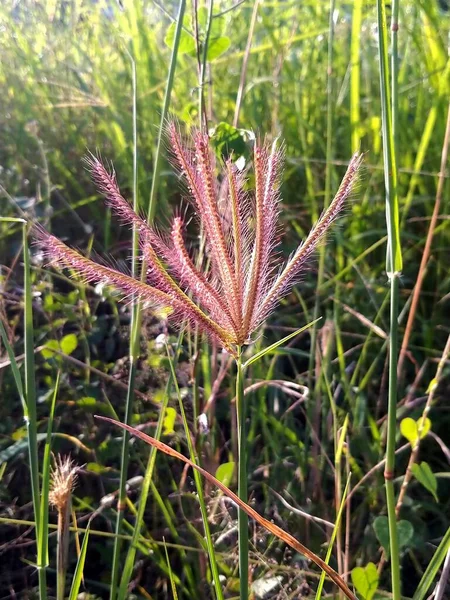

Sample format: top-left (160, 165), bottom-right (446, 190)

top-left (400, 417), bottom-right (431, 445)
top-left (163, 407), bottom-right (177, 435)
top-left (210, 122), bottom-right (249, 159)
top-left (373, 516), bottom-right (414, 559)
top-left (0, 433), bottom-right (47, 463)
top-left (60, 333), bottom-right (78, 355)
top-left (412, 525), bottom-right (450, 600)
top-left (207, 36), bottom-right (230, 60)
top-left (351, 562), bottom-right (378, 600)
top-left (68, 521), bottom-right (91, 600)
top-left (0, 319), bottom-right (26, 414)
top-left (411, 462), bottom-right (438, 501)
top-left (243, 318), bottom-right (321, 369)
top-left (164, 21), bottom-right (195, 55)
top-left (40, 339), bottom-right (60, 359)
top-left (215, 461), bottom-right (235, 487)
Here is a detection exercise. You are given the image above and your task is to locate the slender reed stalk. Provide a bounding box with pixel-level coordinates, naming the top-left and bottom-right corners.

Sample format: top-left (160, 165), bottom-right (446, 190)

top-left (198, 0), bottom-right (214, 130)
top-left (236, 349), bottom-right (248, 600)
top-left (147, 0), bottom-right (186, 223)
top-left (377, 0), bottom-right (403, 597)
top-left (233, 0), bottom-right (260, 128)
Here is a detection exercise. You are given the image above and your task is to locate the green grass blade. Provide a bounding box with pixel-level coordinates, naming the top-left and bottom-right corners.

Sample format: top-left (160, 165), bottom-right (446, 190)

top-left (109, 46), bottom-right (140, 600)
top-left (243, 318), bottom-right (321, 369)
top-left (117, 333), bottom-right (184, 600)
top-left (0, 319), bottom-right (26, 414)
top-left (147, 0), bottom-right (187, 223)
top-left (22, 223), bottom-right (46, 597)
top-left (163, 539), bottom-right (179, 600)
top-left (412, 526), bottom-right (450, 600)
top-left (37, 371), bottom-right (60, 571)
top-left (68, 521), bottom-right (91, 600)
top-left (165, 341), bottom-right (225, 600)
top-left (315, 473), bottom-right (351, 599)
top-left (350, 0), bottom-right (363, 152)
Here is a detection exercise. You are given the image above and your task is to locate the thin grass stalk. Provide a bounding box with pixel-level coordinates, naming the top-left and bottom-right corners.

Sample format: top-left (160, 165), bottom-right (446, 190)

top-left (377, 0), bottom-right (402, 598)
top-left (350, 0), bottom-right (363, 153)
top-left (116, 338), bottom-right (178, 600)
top-left (236, 349), bottom-right (248, 600)
top-left (315, 474), bottom-right (351, 600)
top-left (198, 0), bottom-right (214, 130)
top-left (23, 223), bottom-right (47, 597)
top-left (147, 0), bottom-right (186, 222)
top-left (165, 342), bottom-right (224, 600)
top-left (233, 0), bottom-right (260, 128)
top-left (308, 0), bottom-right (336, 389)
top-left (37, 372), bottom-right (60, 584)
top-left (397, 101), bottom-right (450, 379)
top-left (109, 49), bottom-right (139, 600)
top-left (56, 497), bottom-right (71, 600)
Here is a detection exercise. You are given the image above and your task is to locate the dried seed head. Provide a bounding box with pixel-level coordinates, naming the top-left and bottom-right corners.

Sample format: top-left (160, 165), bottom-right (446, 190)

top-left (49, 455), bottom-right (79, 512)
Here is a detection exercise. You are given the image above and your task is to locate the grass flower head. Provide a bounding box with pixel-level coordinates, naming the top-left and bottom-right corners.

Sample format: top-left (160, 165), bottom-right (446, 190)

top-left (36, 126), bottom-right (362, 357)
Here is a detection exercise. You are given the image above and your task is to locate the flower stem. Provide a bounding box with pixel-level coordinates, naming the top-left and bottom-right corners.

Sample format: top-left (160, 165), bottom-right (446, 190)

top-left (236, 349), bottom-right (248, 600)
top-left (377, 0), bottom-right (402, 597)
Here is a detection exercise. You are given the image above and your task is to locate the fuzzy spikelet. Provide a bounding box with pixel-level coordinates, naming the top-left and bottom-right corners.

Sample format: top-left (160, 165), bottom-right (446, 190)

top-left (36, 129), bottom-right (362, 354)
top-left (49, 455), bottom-right (79, 513)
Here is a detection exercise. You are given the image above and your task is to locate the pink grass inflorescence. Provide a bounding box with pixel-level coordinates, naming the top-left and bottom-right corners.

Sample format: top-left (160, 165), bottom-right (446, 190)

top-left (36, 125), bottom-right (362, 356)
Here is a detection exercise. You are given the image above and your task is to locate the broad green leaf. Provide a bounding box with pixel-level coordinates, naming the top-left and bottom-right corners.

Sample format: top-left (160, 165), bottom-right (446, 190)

top-left (351, 562), bottom-right (378, 600)
top-left (197, 6), bottom-right (225, 37)
top-left (215, 461), bottom-right (235, 487)
top-left (243, 318), bottom-right (321, 369)
top-left (412, 525), bottom-right (450, 600)
top-left (400, 417), bottom-right (431, 445)
top-left (207, 36), bottom-right (230, 60)
top-left (40, 339), bottom-right (60, 359)
top-left (411, 462), bottom-right (438, 501)
top-left (210, 122), bottom-right (249, 159)
top-left (164, 21), bottom-right (195, 55)
top-left (373, 516), bottom-right (414, 559)
top-left (60, 333), bottom-right (78, 355)
top-left (163, 407), bottom-right (177, 435)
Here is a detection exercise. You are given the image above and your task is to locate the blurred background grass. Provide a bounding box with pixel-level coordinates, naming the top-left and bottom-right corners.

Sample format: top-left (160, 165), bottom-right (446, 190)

top-left (1, 1), bottom-right (450, 598)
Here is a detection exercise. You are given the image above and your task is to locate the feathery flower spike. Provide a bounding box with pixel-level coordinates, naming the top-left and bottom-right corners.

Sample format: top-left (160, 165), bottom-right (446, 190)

top-left (36, 128), bottom-right (362, 356)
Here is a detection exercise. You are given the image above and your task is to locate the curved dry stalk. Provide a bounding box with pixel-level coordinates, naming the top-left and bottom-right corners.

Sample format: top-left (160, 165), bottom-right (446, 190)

top-left (95, 415), bottom-right (358, 600)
